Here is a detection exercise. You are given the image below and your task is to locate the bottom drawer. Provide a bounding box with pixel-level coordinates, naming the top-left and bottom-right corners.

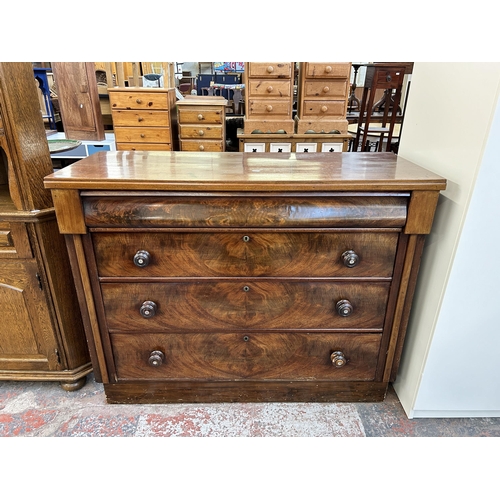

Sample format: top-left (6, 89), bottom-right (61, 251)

top-left (180, 140), bottom-right (224, 152)
top-left (110, 332), bottom-right (381, 381)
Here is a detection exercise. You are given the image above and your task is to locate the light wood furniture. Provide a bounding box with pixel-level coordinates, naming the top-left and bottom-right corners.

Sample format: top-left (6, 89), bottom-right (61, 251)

top-left (0, 63), bottom-right (91, 390)
top-left (176, 96), bottom-right (227, 152)
top-left (51, 62), bottom-right (105, 141)
top-left (44, 151), bottom-right (446, 404)
top-left (237, 129), bottom-right (350, 152)
top-left (243, 62), bottom-right (295, 134)
top-left (108, 87), bottom-right (178, 151)
top-left (353, 64), bottom-right (406, 152)
top-left (296, 62), bottom-right (351, 134)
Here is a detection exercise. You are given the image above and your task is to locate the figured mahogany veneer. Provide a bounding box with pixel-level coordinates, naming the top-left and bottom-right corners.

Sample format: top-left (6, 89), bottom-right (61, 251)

top-left (44, 151), bottom-right (446, 403)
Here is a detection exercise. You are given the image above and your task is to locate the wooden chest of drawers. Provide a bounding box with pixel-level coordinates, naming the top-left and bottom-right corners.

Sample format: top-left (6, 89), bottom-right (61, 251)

top-left (296, 62), bottom-right (351, 134)
top-left (44, 152), bottom-right (446, 404)
top-left (243, 62), bottom-right (295, 134)
top-left (108, 87), bottom-right (178, 151)
top-left (177, 96), bottom-right (227, 152)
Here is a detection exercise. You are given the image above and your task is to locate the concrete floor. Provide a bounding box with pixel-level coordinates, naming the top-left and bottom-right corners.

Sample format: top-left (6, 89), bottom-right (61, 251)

top-left (1, 374), bottom-right (499, 437)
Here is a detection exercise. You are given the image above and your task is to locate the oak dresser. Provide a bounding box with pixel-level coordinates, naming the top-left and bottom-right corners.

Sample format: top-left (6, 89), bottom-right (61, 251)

top-left (44, 151), bottom-right (446, 404)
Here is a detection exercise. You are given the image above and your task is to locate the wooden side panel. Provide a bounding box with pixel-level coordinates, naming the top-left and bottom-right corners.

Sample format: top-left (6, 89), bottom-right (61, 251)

top-left (405, 190), bottom-right (440, 234)
top-left (51, 189), bottom-right (86, 234)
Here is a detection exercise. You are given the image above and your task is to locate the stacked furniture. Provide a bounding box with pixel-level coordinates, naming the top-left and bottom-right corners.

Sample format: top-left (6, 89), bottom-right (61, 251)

top-left (0, 62), bottom-right (91, 390)
top-left (243, 62), bottom-right (295, 134)
top-left (108, 87), bottom-right (178, 151)
top-left (296, 62), bottom-right (351, 134)
top-left (44, 151), bottom-right (446, 404)
top-left (177, 96), bottom-right (227, 152)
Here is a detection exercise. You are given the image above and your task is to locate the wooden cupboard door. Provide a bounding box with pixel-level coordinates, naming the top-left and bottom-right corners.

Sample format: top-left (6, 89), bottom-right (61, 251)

top-left (51, 62), bottom-right (104, 141)
top-left (0, 259), bottom-right (60, 371)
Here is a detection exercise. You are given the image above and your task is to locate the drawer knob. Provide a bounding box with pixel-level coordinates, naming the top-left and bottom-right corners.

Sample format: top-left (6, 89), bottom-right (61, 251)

top-left (198, 130), bottom-right (205, 136)
top-left (136, 99), bottom-right (142, 104)
top-left (325, 66), bottom-right (332, 73)
top-left (321, 105), bottom-right (328, 113)
top-left (197, 114), bottom-right (204, 120)
top-left (199, 145), bottom-right (205, 151)
top-left (341, 250), bottom-right (359, 268)
top-left (140, 133), bottom-right (145, 138)
top-left (140, 300), bottom-right (157, 318)
top-left (266, 65), bottom-right (274, 73)
top-left (137, 116), bottom-right (144, 122)
top-left (148, 350), bottom-right (165, 367)
top-left (133, 250), bottom-right (151, 267)
top-left (322, 86), bottom-right (330, 93)
top-left (266, 105), bottom-right (273, 112)
top-left (331, 351), bottom-right (347, 368)
top-left (267, 85), bottom-right (273, 93)
top-left (336, 299), bottom-right (353, 317)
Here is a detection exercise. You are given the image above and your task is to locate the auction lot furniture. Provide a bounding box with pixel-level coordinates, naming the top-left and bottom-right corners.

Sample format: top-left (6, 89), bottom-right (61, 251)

top-left (44, 151), bottom-right (446, 403)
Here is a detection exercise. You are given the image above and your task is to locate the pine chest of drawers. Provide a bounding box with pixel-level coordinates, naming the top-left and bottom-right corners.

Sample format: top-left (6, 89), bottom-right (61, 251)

top-left (44, 151), bottom-right (446, 404)
top-left (177, 97), bottom-right (227, 152)
top-left (108, 87), bottom-right (178, 151)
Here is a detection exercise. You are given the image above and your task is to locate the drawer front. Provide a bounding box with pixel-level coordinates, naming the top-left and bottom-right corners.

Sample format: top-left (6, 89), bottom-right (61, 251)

top-left (92, 231), bottom-right (399, 278)
top-left (248, 80), bottom-right (292, 98)
top-left (111, 110), bottom-right (170, 127)
top-left (101, 281), bottom-right (390, 332)
top-left (366, 68), bottom-right (405, 89)
top-left (116, 143), bottom-right (172, 151)
top-left (303, 80), bottom-right (348, 99)
top-left (301, 100), bottom-right (347, 117)
top-left (109, 91), bottom-right (169, 110)
top-left (178, 107), bottom-right (224, 124)
top-left (305, 63), bottom-right (351, 79)
top-left (179, 124), bottom-right (223, 139)
top-left (248, 63), bottom-right (292, 78)
top-left (83, 196), bottom-right (408, 228)
top-left (114, 126), bottom-right (172, 143)
top-left (248, 99), bottom-right (292, 118)
top-left (179, 140), bottom-right (224, 152)
top-left (111, 332), bottom-right (381, 381)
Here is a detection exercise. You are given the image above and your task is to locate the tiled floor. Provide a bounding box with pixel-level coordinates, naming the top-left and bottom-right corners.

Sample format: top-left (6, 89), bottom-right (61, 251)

top-left (1, 373), bottom-right (499, 437)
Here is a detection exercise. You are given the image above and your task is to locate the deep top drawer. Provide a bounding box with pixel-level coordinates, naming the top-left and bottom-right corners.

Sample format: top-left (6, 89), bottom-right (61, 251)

top-left (178, 107), bottom-right (224, 124)
top-left (82, 195), bottom-right (408, 228)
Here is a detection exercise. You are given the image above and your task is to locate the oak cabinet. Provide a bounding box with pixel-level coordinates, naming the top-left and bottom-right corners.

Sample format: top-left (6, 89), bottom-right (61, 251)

top-left (0, 63), bottom-right (91, 390)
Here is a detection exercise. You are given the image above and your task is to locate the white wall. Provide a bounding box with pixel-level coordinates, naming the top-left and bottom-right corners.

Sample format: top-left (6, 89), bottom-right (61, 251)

top-left (394, 62), bottom-right (500, 417)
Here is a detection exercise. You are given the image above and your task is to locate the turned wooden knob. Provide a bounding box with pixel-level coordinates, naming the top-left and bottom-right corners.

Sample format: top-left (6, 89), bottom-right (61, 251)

top-left (325, 66), bottom-right (332, 73)
top-left (267, 86), bottom-right (273, 93)
top-left (341, 250), bottom-right (359, 268)
top-left (136, 98), bottom-right (142, 104)
top-left (321, 105), bottom-right (328, 113)
top-left (148, 350), bottom-right (165, 367)
top-left (133, 250), bottom-right (151, 268)
top-left (140, 133), bottom-right (145, 138)
top-left (266, 105), bottom-right (273, 112)
top-left (331, 351), bottom-right (347, 368)
top-left (266, 65), bottom-right (274, 73)
top-left (198, 129), bottom-right (204, 136)
top-left (138, 116), bottom-right (144, 122)
top-left (199, 145), bottom-right (205, 151)
top-left (140, 300), bottom-right (157, 318)
top-left (336, 299), bottom-right (353, 317)
top-left (197, 114), bottom-right (204, 120)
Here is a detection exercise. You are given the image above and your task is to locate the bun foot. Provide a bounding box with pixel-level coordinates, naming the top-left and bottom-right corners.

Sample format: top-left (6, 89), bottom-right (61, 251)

top-left (60, 376), bottom-right (87, 392)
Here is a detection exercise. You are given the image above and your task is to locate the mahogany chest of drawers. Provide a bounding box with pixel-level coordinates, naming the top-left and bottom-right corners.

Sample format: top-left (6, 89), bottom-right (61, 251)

top-left (44, 152), bottom-right (446, 404)
top-left (108, 87), bottom-right (178, 151)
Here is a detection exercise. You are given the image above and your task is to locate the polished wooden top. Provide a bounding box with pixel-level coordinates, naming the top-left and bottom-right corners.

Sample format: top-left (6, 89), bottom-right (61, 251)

top-left (44, 152), bottom-right (447, 192)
